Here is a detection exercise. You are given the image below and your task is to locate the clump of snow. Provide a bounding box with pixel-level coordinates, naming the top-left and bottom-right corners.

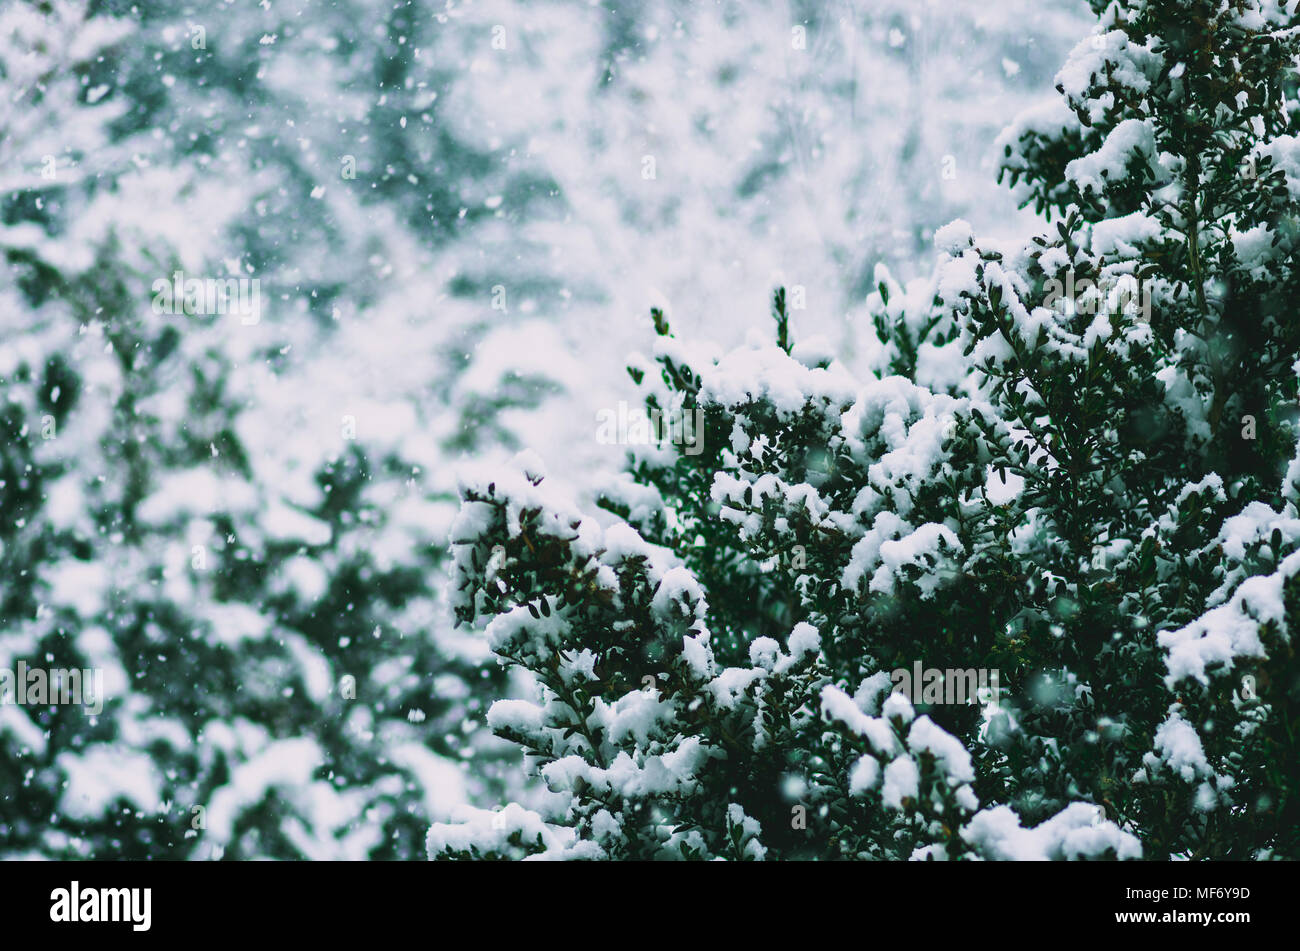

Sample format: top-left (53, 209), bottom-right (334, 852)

top-left (962, 802), bottom-right (1141, 860)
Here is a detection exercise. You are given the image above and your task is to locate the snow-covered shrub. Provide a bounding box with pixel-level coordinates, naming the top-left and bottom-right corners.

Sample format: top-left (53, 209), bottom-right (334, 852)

top-left (0, 0), bottom-right (524, 859)
top-left (434, 0), bottom-right (1300, 860)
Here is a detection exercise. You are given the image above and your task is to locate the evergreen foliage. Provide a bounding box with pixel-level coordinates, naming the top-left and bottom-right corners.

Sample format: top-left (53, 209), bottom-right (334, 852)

top-left (436, 0), bottom-right (1300, 860)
